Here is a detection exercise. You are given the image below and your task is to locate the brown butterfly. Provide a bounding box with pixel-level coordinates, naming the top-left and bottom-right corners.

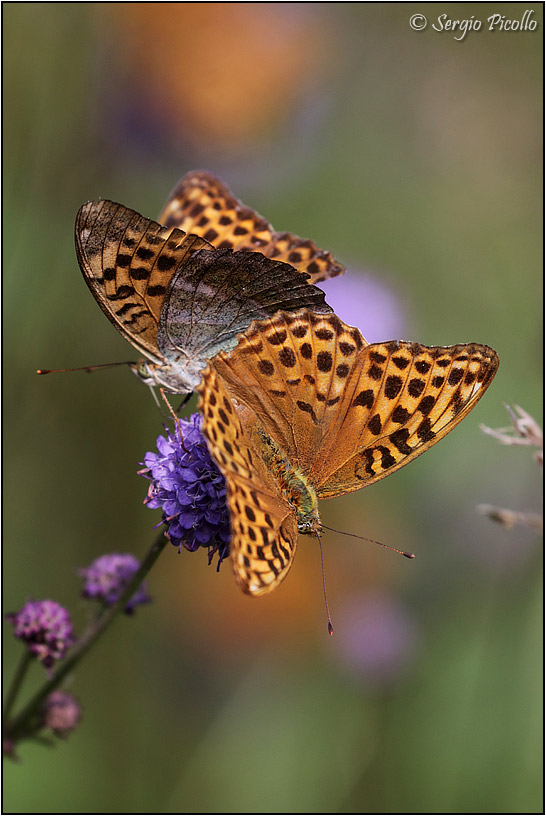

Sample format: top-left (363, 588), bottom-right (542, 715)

top-left (197, 310), bottom-right (499, 595)
top-left (75, 173), bottom-right (343, 394)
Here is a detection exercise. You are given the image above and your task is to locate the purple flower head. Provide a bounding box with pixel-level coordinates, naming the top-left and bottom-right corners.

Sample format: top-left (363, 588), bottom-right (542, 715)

top-left (80, 553), bottom-right (151, 614)
top-left (42, 690), bottom-right (82, 737)
top-left (140, 414), bottom-right (231, 568)
top-left (6, 600), bottom-right (74, 669)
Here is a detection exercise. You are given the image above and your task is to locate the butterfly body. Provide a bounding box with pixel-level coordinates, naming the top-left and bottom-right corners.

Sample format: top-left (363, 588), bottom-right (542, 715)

top-left (197, 309), bottom-right (499, 595)
top-left (254, 424), bottom-right (321, 535)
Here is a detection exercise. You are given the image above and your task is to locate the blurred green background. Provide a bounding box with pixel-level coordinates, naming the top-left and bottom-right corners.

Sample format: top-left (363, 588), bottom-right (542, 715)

top-left (4, 3), bottom-right (542, 813)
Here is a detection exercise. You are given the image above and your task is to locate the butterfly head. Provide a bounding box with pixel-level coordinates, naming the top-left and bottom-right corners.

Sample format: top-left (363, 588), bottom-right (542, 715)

top-left (297, 508), bottom-right (322, 537)
top-left (129, 359), bottom-right (196, 395)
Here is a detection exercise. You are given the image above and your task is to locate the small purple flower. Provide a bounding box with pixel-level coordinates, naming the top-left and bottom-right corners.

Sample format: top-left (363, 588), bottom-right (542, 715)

top-left (80, 553), bottom-right (150, 614)
top-left (334, 591), bottom-right (419, 687)
top-left (42, 690), bottom-right (82, 737)
top-left (140, 414), bottom-right (231, 568)
top-left (318, 269), bottom-right (407, 341)
top-left (6, 600), bottom-right (75, 669)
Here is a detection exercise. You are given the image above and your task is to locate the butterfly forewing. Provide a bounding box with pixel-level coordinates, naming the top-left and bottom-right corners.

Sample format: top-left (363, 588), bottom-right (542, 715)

top-left (158, 170), bottom-right (345, 284)
top-left (314, 339), bottom-right (499, 497)
top-left (198, 364), bottom-right (298, 595)
top-left (76, 200), bottom-right (211, 362)
top-left (210, 310), bottom-right (499, 497)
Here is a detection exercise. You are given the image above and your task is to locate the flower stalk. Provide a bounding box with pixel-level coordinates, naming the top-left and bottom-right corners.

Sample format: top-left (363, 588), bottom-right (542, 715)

top-left (3, 651), bottom-right (33, 725)
top-left (4, 529), bottom-right (169, 746)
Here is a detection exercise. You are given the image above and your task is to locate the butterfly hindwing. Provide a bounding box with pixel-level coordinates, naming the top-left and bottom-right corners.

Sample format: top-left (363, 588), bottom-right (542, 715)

top-left (157, 247), bottom-right (333, 367)
top-left (198, 364), bottom-right (298, 595)
top-left (158, 170), bottom-right (345, 284)
top-left (211, 311), bottom-right (369, 468)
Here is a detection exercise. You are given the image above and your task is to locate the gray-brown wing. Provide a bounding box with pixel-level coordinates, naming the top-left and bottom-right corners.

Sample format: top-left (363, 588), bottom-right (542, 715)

top-left (157, 247), bottom-right (333, 375)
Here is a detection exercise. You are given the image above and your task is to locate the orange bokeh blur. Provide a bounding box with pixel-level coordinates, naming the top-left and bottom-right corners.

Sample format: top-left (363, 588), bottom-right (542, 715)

top-left (103, 3), bottom-right (331, 152)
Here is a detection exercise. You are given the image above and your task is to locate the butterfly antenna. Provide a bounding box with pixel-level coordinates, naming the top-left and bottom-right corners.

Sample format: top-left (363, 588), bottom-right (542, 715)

top-left (36, 361), bottom-right (137, 375)
top-left (159, 388), bottom-right (188, 453)
top-left (148, 385), bottom-right (163, 414)
top-left (319, 524), bottom-right (415, 559)
top-left (315, 530), bottom-right (334, 636)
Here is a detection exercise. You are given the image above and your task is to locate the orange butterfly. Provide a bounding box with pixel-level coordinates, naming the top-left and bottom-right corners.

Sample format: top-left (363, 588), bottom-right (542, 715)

top-left (198, 310), bottom-right (499, 595)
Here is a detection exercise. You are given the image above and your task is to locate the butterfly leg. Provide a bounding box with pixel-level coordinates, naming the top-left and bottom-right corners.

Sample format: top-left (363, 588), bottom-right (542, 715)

top-left (159, 388), bottom-right (188, 453)
top-left (175, 392), bottom-right (193, 415)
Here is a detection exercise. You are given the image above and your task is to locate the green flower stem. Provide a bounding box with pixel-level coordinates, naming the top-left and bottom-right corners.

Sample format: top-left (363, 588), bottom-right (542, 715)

top-left (5, 529), bottom-right (169, 743)
top-left (3, 651), bottom-right (32, 724)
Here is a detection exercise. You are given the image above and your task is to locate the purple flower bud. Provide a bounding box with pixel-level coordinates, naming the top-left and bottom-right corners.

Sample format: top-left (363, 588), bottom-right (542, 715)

top-left (80, 553), bottom-right (151, 614)
top-left (42, 690), bottom-right (82, 736)
top-left (3, 738), bottom-right (16, 760)
top-left (6, 600), bottom-right (75, 669)
top-left (140, 414), bottom-right (231, 568)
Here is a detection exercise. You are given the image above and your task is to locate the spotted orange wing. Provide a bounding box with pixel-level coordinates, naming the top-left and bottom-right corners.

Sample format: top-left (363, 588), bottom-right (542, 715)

top-left (157, 170), bottom-right (344, 284)
top-left (198, 364), bottom-right (298, 595)
top-left (76, 199), bottom-right (211, 363)
top-left (210, 310), bottom-right (499, 497)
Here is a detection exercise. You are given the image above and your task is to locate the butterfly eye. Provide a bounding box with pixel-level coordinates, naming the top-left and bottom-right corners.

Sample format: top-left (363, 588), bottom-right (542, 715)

top-left (130, 360), bottom-right (157, 386)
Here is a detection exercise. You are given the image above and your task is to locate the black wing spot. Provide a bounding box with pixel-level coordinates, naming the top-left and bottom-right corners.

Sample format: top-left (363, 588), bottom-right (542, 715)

top-left (448, 368), bottom-right (464, 386)
top-left (418, 395), bottom-right (435, 415)
top-left (392, 405), bottom-right (410, 423)
top-left (258, 360), bottom-right (275, 376)
top-left (296, 400), bottom-right (318, 423)
top-left (390, 429), bottom-right (412, 454)
top-left (353, 389), bottom-right (374, 408)
top-left (384, 375), bottom-right (403, 399)
top-left (278, 347), bottom-right (296, 367)
top-left (370, 351), bottom-right (386, 364)
top-left (268, 330), bottom-right (287, 346)
top-left (156, 254), bottom-right (177, 272)
top-left (136, 246), bottom-right (155, 261)
top-left (408, 378), bottom-right (425, 397)
top-left (392, 356), bottom-right (410, 370)
top-left (317, 351), bottom-right (333, 372)
top-left (368, 414), bottom-right (382, 435)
